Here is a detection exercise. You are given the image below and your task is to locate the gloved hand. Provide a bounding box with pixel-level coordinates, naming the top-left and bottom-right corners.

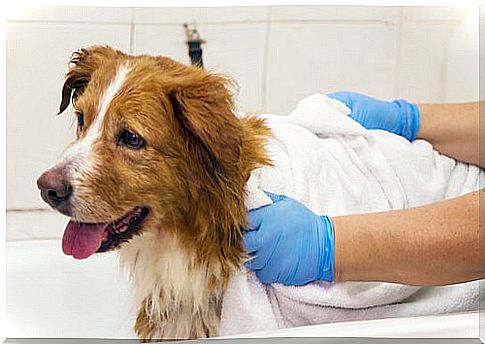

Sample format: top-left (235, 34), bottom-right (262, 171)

top-left (243, 192), bottom-right (335, 286)
top-left (327, 91), bottom-right (421, 141)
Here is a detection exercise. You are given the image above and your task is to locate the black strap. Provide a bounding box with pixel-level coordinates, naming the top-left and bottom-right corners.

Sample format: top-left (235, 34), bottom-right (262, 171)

top-left (184, 23), bottom-right (206, 68)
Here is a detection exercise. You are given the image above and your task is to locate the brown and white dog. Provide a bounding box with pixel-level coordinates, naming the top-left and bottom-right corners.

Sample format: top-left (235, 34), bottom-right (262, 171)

top-left (37, 46), bottom-right (271, 340)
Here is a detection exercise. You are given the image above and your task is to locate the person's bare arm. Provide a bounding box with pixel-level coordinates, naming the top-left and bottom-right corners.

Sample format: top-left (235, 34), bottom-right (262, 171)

top-left (333, 191), bottom-right (483, 286)
top-left (417, 102), bottom-right (480, 167)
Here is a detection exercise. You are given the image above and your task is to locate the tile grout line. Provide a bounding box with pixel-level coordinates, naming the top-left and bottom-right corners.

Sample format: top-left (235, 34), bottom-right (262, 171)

top-left (7, 237), bottom-right (61, 242)
top-left (7, 209), bottom-right (65, 241)
top-left (7, 208), bottom-right (52, 212)
top-left (129, 7), bottom-right (135, 54)
top-left (6, 20), bottom-right (134, 25)
top-left (6, 18), bottom-right (406, 26)
top-left (261, 6), bottom-right (272, 113)
top-left (125, 19), bottom-right (402, 26)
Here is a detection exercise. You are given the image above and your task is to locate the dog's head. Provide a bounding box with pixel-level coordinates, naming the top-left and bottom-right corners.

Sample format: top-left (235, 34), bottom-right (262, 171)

top-left (37, 46), bottom-right (251, 261)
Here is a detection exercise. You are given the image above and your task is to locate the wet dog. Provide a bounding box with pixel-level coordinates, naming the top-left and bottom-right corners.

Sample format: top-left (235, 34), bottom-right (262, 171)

top-left (37, 46), bottom-right (271, 340)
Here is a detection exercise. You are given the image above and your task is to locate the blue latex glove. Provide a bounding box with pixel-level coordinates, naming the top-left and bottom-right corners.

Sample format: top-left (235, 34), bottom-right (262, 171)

top-left (327, 91), bottom-right (421, 141)
top-left (243, 192), bottom-right (335, 286)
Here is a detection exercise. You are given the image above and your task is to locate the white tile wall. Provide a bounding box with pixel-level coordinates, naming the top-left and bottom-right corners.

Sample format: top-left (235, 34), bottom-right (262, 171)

top-left (444, 10), bottom-right (479, 102)
top-left (270, 5), bottom-right (401, 22)
top-left (133, 6), bottom-right (268, 24)
top-left (6, 5), bottom-right (479, 218)
top-left (133, 25), bottom-right (187, 62)
top-left (398, 19), bottom-right (463, 103)
top-left (403, 6), bottom-right (470, 21)
top-left (398, 7), bottom-right (477, 103)
top-left (193, 23), bottom-right (268, 112)
top-left (7, 6), bottom-right (132, 23)
top-left (265, 21), bottom-right (400, 114)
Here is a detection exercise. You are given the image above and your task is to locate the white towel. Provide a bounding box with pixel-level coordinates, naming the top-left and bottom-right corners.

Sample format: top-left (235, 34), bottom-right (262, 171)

top-left (219, 94), bottom-right (483, 336)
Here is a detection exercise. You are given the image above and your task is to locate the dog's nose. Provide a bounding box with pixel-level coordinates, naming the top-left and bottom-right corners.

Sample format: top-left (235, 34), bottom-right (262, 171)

top-left (37, 168), bottom-right (72, 209)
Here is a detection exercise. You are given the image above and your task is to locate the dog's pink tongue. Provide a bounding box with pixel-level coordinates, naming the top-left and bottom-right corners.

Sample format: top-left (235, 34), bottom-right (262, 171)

top-left (62, 221), bottom-right (107, 260)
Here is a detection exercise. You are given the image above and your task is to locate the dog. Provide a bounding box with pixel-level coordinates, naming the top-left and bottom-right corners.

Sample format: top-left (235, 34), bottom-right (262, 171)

top-left (37, 45), bottom-right (272, 340)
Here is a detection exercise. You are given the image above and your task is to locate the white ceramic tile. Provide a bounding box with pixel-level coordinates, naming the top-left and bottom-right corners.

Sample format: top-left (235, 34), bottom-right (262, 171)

top-left (199, 23), bottom-right (266, 113)
top-left (133, 6), bottom-right (269, 24)
top-left (6, 6), bottom-right (133, 23)
top-left (7, 210), bottom-right (68, 241)
top-left (399, 9), bottom-right (478, 103)
top-left (398, 20), bottom-right (463, 103)
top-left (132, 25), bottom-right (188, 64)
top-left (270, 5), bottom-right (401, 23)
top-left (134, 23), bottom-right (267, 113)
top-left (265, 22), bottom-right (399, 115)
top-left (7, 22), bottom-right (131, 210)
top-left (5, 214), bottom-right (31, 241)
top-left (445, 11), bottom-right (479, 102)
top-left (6, 239), bottom-right (136, 338)
top-left (403, 6), bottom-right (471, 22)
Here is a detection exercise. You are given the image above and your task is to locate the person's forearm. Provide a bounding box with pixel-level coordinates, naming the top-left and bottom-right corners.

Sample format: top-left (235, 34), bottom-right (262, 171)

top-left (333, 191), bottom-right (483, 286)
top-left (417, 102), bottom-right (480, 167)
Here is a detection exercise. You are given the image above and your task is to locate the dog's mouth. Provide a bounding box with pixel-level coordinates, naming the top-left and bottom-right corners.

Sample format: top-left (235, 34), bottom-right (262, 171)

top-left (62, 206), bottom-right (150, 260)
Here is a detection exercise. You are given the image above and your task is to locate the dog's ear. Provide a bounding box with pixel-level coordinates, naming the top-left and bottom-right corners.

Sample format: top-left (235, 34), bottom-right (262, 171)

top-left (166, 65), bottom-right (243, 169)
top-left (58, 46), bottom-right (126, 114)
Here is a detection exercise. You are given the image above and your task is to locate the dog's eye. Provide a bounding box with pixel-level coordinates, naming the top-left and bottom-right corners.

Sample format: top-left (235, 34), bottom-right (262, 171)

top-left (75, 111), bottom-right (84, 128)
top-left (118, 130), bottom-right (145, 149)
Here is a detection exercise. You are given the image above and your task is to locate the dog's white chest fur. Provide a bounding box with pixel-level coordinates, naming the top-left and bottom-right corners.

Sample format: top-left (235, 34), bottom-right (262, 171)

top-left (119, 231), bottom-right (220, 338)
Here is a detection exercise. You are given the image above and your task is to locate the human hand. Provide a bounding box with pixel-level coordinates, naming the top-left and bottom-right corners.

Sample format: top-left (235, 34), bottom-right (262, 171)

top-left (327, 91), bottom-right (421, 141)
top-left (243, 192), bottom-right (335, 286)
